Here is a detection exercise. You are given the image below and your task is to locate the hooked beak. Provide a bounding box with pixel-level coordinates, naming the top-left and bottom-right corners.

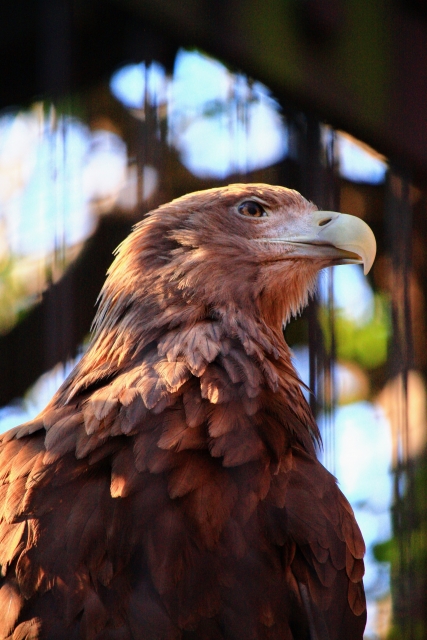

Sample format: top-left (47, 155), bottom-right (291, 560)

top-left (262, 211), bottom-right (376, 275)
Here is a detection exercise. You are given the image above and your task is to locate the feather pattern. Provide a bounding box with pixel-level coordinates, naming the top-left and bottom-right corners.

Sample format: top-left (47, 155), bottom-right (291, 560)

top-left (0, 184), bottom-right (366, 639)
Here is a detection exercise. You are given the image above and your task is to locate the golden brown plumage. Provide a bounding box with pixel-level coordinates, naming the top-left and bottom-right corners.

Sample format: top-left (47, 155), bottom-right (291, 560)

top-left (0, 184), bottom-right (375, 639)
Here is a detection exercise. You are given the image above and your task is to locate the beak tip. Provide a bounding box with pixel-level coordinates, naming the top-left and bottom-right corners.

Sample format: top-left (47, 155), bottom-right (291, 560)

top-left (362, 233), bottom-right (377, 276)
top-left (317, 211), bottom-right (377, 277)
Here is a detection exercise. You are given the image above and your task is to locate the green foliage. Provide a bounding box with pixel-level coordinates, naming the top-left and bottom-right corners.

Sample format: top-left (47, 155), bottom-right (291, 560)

top-left (373, 538), bottom-right (396, 564)
top-left (0, 256), bottom-right (34, 334)
top-left (321, 293), bottom-right (390, 370)
top-left (376, 456), bottom-right (427, 639)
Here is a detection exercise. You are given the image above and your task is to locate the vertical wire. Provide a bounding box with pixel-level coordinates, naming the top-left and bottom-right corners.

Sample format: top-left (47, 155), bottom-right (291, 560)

top-left (57, 108), bottom-right (67, 379)
top-left (300, 117), bottom-right (323, 428)
top-left (323, 129), bottom-right (338, 474)
top-left (323, 128), bottom-right (338, 475)
top-left (227, 72), bottom-right (234, 178)
top-left (302, 119), bottom-right (338, 471)
top-left (231, 72), bottom-right (242, 180)
top-left (308, 294), bottom-right (319, 419)
top-left (240, 75), bottom-right (249, 180)
top-left (43, 94), bottom-right (75, 376)
top-left (139, 64), bottom-right (149, 208)
top-left (324, 266), bottom-right (336, 475)
top-left (387, 169), bottom-right (414, 639)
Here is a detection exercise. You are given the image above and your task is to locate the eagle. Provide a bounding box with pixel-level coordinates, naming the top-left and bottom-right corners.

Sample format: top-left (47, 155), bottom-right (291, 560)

top-left (0, 184), bottom-right (375, 640)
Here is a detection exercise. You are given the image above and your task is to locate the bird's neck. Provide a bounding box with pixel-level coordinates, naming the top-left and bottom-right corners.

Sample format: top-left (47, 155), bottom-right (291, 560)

top-left (66, 300), bottom-right (281, 387)
top-left (51, 302), bottom-right (320, 462)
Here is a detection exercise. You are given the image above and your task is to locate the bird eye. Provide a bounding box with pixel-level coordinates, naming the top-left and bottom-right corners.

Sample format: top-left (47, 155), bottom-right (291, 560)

top-left (238, 201), bottom-right (267, 218)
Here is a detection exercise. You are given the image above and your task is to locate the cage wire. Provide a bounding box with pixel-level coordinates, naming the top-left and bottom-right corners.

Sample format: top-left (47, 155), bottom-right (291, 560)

top-left (387, 168), bottom-right (419, 639)
top-left (297, 117), bottom-right (338, 474)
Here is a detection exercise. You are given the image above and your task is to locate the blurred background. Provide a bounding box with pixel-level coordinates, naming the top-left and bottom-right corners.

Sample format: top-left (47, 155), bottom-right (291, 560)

top-left (1, 1), bottom-right (427, 638)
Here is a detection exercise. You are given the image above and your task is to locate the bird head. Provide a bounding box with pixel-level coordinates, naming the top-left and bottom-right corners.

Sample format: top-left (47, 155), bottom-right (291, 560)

top-left (66, 183), bottom-right (376, 396)
top-left (125, 183), bottom-right (375, 327)
top-left (97, 183), bottom-right (376, 334)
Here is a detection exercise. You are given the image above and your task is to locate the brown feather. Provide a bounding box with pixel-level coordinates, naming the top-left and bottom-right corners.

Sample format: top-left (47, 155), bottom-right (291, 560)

top-left (158, 416), bottom-right (207, 452)
top-left (12, 619), bottom-right (42, 640)
top-left (346, 548), bottom-right (365, 583)
top-left (183, 384), bottom-right (212, 428)
top-left (110, 445), bottom-right (141, 498)
top-left (0, 581), bottom-right (23, 634)
top-left (154, 360), bottom-right (192, 393)
top-left (348, 580), bottom-right (366, 617)
top-left (200, 365), bottom-right (235, 404)
top-left (0, 521), bottom-right (26, 572)
top-left (209, 428), bottom-right (265, 467)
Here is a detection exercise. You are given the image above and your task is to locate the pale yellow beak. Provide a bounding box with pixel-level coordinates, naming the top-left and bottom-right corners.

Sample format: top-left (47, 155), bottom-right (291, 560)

top-left (264, 211), bottom-right (377, 275)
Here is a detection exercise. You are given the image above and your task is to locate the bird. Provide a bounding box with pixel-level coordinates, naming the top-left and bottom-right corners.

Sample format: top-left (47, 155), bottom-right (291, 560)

top-left (0, 183), bottom-right (376, 640)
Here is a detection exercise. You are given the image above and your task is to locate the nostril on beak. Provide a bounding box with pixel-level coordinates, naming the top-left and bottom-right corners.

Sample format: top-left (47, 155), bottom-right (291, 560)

top-left (318, 217), bottom-right (333, 227)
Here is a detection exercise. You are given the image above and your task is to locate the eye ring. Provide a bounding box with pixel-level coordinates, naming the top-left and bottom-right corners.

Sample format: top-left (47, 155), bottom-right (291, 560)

top-left (238, 201), bottom-right (267, 218)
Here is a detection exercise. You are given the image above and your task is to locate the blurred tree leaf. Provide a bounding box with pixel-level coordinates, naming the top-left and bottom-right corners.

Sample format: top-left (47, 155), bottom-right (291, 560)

top-left (321, 293), bottom-right (390, 370)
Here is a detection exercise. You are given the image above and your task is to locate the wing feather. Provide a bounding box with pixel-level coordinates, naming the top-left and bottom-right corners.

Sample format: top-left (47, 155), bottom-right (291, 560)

top-left (11, 619), bottom-right (42, 640)
top-left (183, 385), bottom-right (211, 428)
top-left (110, 445), bottom-right (141, 498)
top-left (0, 521), bottom-right (26, 572)
top-left (200, 365), bottom-right (235, 404)
top-left (0, 580), bottom-right (23, 635)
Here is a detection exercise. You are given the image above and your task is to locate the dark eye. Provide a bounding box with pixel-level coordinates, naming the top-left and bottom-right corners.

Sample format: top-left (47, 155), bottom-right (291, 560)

top-left (238, 201), bottom-right (267, 218)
